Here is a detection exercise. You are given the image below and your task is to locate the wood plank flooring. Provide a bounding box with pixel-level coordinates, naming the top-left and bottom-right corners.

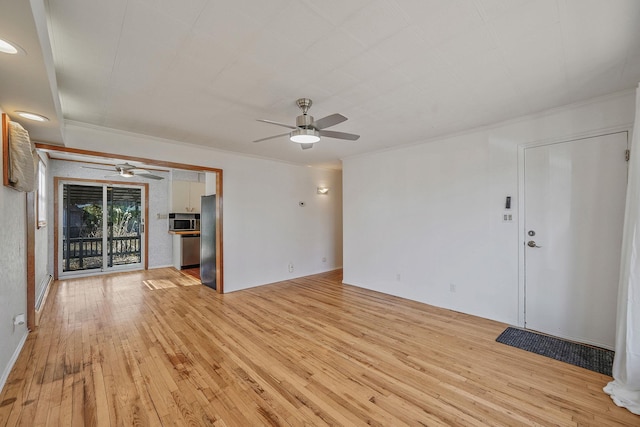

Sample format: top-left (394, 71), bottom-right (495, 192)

top-left (180, 267), bottom-right (201, 281)
top-left (0, 268), bottom-right (636, 426)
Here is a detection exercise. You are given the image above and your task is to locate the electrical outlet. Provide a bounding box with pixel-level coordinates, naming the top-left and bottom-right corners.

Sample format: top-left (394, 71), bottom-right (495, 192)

top-left (396, 274), bottom-right (401, 282)
top-left (288, 263), bottom-right (294, 273)
top-left (450, 283), bottom-right (456, 293)
top-left (13, 313), bottom-right (25, 326)
top-left (322, 257), bottom-right (326, 263)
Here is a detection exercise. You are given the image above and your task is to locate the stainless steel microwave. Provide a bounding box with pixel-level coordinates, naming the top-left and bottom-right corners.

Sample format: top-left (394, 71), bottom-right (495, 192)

top-left (169, 213), bottom-right (200, 231)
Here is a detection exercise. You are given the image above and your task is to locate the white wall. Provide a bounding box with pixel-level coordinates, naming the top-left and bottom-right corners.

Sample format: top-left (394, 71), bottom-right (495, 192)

top-left (0, 111), bottom-right (29, 391)
top-left (343, 90), bottom-right (636, 325)
top-left (62, 122), bottom-right (343, 291)
top-left (223, 156), bottom-right (343, 289)
top-left (171, 170), bottom-right (203, 182)
top-left (205, 172), bottom-right (216, 195)
top-left (48, 159), bottom-right (173, 270)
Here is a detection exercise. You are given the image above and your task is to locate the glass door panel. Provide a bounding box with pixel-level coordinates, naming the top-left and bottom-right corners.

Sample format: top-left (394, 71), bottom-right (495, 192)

top-left (62, 184), bottom-right (104, 272)
top-left (107, 186), bottom-right (142, 267)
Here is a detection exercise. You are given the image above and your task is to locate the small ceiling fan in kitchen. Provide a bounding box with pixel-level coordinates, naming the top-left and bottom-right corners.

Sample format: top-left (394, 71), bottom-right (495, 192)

top-left (254, 98), bottom-right (360, 150)
top-left (82, 163), bottom-right (165, 180)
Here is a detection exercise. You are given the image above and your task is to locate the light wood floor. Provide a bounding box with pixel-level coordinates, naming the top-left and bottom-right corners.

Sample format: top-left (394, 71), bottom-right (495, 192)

top-left (0, 268), bottom-right (636, 426)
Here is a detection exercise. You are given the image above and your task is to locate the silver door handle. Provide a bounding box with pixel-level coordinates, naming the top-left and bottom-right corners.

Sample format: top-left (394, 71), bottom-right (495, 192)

top-left (527, 240), bottom-right (542, 248)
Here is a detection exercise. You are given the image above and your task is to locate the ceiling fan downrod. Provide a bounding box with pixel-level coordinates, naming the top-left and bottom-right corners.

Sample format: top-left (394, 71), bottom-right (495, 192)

top-left (295, 98), bottom-right (314, 129)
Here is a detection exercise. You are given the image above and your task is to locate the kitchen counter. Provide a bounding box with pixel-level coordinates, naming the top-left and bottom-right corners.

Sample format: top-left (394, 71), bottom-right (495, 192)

top-left (168, 230), bottom-right (201, 235)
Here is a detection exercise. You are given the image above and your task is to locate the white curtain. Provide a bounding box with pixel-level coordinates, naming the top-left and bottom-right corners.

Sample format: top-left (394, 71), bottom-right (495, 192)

top-left (604, 84), bottom-right (640, 415)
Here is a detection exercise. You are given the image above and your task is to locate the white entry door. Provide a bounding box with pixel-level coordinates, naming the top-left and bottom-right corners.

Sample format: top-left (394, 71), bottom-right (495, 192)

top-left (523, 132), bottom-right (628, 349)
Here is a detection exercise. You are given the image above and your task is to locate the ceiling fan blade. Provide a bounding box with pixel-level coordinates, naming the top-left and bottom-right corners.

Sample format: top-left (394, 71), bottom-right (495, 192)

top-left (130, 168), bottom-right (164, 180)
top-left (82, 165), bottom-right (113, 171)
top-left (137, 173), bottom-right (164, 180)
top-left (257, 119), bottom-right (297, 130)
top-left (253, 132), bottom-right (290, 143)
top-left (117, 163), bottom-right (136, 170)
top-left (312, 113), bottom-right (347, 130)
top-left (300, 143), bottom-right (314, 150)
top-left (318, 130), bottom-right (360, 141)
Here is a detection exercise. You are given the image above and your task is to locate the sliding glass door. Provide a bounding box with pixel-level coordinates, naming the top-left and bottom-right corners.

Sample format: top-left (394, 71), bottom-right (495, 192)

top-left (59, 182), bottom-right (145, 276)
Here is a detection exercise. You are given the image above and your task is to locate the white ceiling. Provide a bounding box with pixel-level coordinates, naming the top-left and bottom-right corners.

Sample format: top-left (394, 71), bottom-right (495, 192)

top-left (2, 0), bottom-right (640, 169)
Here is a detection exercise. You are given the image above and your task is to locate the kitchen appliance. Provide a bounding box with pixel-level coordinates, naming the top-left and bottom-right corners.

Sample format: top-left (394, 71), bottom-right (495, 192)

top-left (180, 234), bottom-right (200, 268)
top-left (200, 195), bottom-right (216, 290)
top-left (169, 213), bottom-right (200, 231)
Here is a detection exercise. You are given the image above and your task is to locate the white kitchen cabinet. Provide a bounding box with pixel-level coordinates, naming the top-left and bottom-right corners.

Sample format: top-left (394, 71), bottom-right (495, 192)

top-left (189, 182), bottom-right (205, 212)
top-left (171, 181), bottom-right (205, 213)
top-left (171, 181), bottom-right (190, 213)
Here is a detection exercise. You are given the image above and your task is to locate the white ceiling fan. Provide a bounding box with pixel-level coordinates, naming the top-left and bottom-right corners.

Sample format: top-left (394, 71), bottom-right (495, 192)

top-left (82, 162), bottom-right (165, 180)
top-left (254, 98), bottom-right (360, 150)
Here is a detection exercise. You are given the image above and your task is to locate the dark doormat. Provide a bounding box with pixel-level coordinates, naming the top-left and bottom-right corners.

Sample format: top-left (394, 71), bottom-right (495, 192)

top-left (496, 327), bottom-right (614, 376)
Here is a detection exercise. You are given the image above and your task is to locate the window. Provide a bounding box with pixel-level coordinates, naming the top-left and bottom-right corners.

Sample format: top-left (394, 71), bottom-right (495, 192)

top-left (37, 157), bottom-right (46, 228)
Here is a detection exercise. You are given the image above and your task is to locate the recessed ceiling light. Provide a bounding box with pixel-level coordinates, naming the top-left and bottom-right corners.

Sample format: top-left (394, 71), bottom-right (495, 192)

top-left (0, 39), bottom-right (18, 54)
top-left (16, 111), bottom-right (49, 122)
top-left (0, 38), bottom-right (25, 55)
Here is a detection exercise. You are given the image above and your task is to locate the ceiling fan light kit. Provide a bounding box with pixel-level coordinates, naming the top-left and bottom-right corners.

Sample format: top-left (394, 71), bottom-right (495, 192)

top-left (290, 128), bottom-right (320, 143)
top-left (255, 98), bottom-right (360, 150)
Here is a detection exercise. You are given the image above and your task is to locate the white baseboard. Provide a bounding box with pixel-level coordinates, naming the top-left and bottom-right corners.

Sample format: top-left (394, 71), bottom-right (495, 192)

top-left (149, 264), bottom-right (175, 270)
top-left (0, 331), bottom-right (28, 394)
top-left (36, 274), bottom-right (53, 310)
top-left (35, 275), bottom-right (54, 327)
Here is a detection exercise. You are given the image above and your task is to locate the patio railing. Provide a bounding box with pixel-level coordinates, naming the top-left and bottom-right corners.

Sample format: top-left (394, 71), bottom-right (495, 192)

top-left (63, 235), bottom-right (141, 271)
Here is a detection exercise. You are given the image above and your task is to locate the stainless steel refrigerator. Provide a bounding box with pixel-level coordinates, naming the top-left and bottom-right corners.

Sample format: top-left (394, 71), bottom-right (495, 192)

top-left (200, 195), bottom-right (216, 289)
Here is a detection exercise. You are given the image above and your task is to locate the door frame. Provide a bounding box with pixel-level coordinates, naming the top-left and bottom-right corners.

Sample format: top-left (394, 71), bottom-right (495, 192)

top-left (38, 142), bottom-right (224, 295)
top-left (516, 125), bottom-right (631, 328)
top-left (24, 144), bottom-right (224, 330)
top-left (55, 178), bottom-right (148, 278)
